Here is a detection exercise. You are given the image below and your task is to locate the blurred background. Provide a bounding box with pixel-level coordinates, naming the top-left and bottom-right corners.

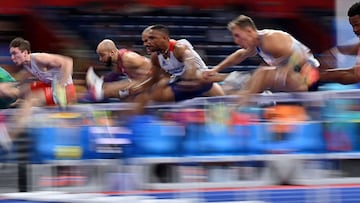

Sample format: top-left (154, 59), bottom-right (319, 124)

top-left (0, 0), bottom-right (337, 89)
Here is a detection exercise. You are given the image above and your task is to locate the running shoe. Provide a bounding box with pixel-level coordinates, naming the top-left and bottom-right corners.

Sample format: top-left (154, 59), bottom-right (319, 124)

top-left (52, 79), bottom-right (67, 109)
top-left (86, 67), bottom-right (104, 101)
top-left (0, 121), bottom-right (12, 152)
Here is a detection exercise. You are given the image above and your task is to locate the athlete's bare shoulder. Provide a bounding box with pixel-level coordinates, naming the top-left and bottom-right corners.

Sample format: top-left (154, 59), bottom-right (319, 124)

top-left (263, 29), bottom-right (290, 40)
top-left (262, 29), bottom-right (292, 55)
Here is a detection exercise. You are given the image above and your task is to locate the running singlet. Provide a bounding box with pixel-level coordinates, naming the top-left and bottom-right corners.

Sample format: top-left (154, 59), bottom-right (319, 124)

top-left (117, 49), bottom-right (152, 79)
top-left (256, 30), bottom-right (320, 68)
top-left (117, 49), bottom-right (128, 74)
top-left (256, 30), bottom-right (320, 88)
top-left (157, 39), bottom-right (212, 101)
top-left (157, 39), bottom-right (208, 77)
top-left (0, 67), bottom-right (16, 109)
top-left (26, 53), bottom-right (73, 85)
top-left (27, 53), bottom-right (76, 105)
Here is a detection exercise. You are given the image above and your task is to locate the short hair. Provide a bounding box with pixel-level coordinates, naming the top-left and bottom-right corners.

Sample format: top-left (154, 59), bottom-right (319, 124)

top-left (227, 15), bottom-right (257, 30)
top-left (348, 2), bottom-right (360, 17)
top-left (145, 24), bottom-right (170, 36)
top-left (9, 37), bottom-right (31, 53)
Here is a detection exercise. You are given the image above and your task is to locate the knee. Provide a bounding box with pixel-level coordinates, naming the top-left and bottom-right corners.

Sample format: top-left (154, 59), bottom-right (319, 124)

top-left (210, 84), bottom-right (226, 96)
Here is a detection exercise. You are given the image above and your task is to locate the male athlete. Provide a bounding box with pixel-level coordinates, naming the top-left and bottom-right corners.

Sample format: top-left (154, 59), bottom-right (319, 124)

top-left (203, 15), bottom-right (320, 104)
top-left (142, 24), bottom-right (225, 102)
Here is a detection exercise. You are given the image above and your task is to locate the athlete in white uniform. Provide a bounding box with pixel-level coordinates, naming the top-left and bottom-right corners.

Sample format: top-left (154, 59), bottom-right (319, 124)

top-left (203, 15), bottom-right (320, 104)
top-left (255, 29), bottom-right (320, 88)
top-left (142, 24), bottom-right (225, 102)
top-left (9, 37), bottom-right (76, 137)
top-left (256, 30), bottom-right (318, 67)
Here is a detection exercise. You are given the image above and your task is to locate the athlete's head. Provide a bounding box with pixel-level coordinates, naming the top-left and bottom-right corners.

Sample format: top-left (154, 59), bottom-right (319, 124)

top-left (96, 39), bottom-right (118, 67)
top-left (227, 15), bottom-right (259, 49)
top-left (9, 37), bottom-right (31, 66)
top-left (348, 2), bottom-right (360, 38)
top-left (142, 24), bottom-right (170, 54)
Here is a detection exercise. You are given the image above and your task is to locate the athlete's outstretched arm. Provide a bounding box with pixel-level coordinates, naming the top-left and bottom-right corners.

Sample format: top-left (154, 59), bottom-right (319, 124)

top-left (319, 65), bottom-right (360, 85)
top-left (202, 48), bottom-right (257, 80)
top-left (319, 43), bottom-right (360, 70)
